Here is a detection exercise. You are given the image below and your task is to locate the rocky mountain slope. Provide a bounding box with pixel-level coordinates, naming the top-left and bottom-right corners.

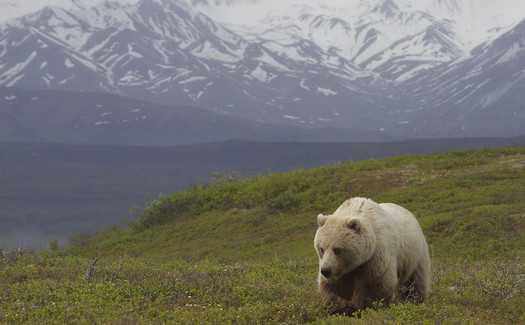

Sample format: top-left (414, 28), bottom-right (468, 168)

top-left (0, 0), bottom-right (523, 139)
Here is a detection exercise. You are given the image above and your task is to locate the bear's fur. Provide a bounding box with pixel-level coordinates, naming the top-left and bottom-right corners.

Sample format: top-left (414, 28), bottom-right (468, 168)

top-left (314, 197), bottom-right (430, 315)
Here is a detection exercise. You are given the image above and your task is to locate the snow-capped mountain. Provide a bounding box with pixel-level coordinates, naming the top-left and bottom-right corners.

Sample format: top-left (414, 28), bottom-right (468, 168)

top-left (0, 0), bottom-right (523, 139)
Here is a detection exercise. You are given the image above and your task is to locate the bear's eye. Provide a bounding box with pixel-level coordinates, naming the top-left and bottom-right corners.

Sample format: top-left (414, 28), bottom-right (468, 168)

top-left (333, 248), bottom-right (342, 255)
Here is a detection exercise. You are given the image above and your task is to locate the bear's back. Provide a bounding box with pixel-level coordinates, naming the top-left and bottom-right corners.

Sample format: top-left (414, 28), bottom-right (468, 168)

top-left (379, 202), bottom-right (429, 276)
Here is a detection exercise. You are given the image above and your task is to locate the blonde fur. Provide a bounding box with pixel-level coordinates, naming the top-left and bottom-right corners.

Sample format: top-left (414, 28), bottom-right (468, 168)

top-left (314, 197), bottom-right (430, 314)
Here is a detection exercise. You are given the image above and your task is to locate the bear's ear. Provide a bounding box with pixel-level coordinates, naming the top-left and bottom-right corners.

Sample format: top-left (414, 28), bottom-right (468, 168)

top-left (317, 214), bottom-right (328, 227)
top-left (346, 218), bottom-right (361, 232)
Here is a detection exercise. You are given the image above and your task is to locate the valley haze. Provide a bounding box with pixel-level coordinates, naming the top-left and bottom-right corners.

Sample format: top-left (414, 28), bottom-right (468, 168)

top-left (1, 137), bottom-right (525, 249)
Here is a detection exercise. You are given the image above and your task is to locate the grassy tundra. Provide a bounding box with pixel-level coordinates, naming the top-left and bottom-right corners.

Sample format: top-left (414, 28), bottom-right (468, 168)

top-left (1, 147), bottom-right (524, 324)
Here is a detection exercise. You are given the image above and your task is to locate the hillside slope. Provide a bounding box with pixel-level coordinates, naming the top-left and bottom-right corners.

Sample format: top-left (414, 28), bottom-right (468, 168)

top-left (3, 137), bottom-right (524, 249)
top-left (71, 146), bottom-right (525, 261)
top-left (2, 147), bottom-right (524, 324)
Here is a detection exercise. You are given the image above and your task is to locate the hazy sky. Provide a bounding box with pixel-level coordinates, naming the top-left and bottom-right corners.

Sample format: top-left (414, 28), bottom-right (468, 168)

top-left (0, 0), bottom-right (524, 31)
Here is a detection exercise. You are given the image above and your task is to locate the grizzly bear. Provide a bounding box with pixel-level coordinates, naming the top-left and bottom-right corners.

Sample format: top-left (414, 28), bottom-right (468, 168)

top-left (314, 197), bottom-right (430, 315)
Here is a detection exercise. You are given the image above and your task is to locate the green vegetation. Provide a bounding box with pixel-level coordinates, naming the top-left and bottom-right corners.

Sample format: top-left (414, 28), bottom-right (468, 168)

top-left (1, 147), bottom-right (524, 324)
top-left (2, 137), bottom-right (524, 248)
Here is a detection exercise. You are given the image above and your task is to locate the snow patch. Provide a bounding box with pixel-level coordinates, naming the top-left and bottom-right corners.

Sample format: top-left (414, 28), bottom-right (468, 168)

top-left (250, 64), bottom-right (275, 83)
top-left (179, 76), bottom-right (207, 84)
top-left (478, 82), bottom-right (514, 108)
top-left (127, 43), bottom-right (143, 59)
top-left (191, 41), bottom-right (239, 62)
top-left (453, 79), bottom-right (491, 105)
top-left (59, 76), bottom-right (74, 84)
top-left (118, 71), bottom-right (148, 85)
top-left (317, 87), bottom-right (337, 96)
top-left (64, 58), bottom-right (74, 68)
top-left (495, 43), bottom-right (522, 65)
top-left (299, 79), bottom-right (310, 91)
top-left (42, 73), bottom-right (54, 86)
top-left (257, 51), bottom-right (290, 71)
top-left (6, 74), bottom-right (25, 86)
top-left (0, 51), bottom-right (37, 84)
top-left (37, 39), bottom-right (48, 49)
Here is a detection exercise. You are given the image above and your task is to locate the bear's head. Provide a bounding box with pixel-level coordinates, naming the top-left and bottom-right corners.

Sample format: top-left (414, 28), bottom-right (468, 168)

top-left (314, 213), bottom-right (376, 280)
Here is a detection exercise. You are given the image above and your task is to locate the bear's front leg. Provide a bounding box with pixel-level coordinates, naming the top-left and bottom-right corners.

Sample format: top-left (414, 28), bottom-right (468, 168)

top-left (320, 283), bottom-right (358, 316)
top-left (324, 292), bottom-right (357, 316)
top-left (329, 303), bottom-right (358, 316)
top-left (351, 267), bottom-right (397, 310)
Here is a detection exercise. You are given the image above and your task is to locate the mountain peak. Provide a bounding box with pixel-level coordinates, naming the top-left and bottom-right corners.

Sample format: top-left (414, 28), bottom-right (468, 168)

top-left (0, 0), bottom-right (523, 138)
top-left (373, 0), bottom-right (401, 17)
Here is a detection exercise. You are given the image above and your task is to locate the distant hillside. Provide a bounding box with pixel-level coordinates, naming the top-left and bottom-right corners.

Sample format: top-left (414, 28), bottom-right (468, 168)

top-left (1, 137), bottom-right (524, 249)
top-left (69, 146), bottom-right (525, 262)
top-left (0, 87), bottom-right (386, 145)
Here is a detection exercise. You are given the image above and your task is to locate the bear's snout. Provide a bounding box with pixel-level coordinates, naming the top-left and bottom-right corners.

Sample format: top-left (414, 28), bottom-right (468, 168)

top-left (321, 267), bottom-right (332, 278)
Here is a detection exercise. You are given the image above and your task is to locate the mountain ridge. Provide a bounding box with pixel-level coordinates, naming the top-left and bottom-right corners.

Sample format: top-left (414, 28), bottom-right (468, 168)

top-left (0, 0), bottom-right (523, 140)
top-left (1, 87), bottom-right (391, 145)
